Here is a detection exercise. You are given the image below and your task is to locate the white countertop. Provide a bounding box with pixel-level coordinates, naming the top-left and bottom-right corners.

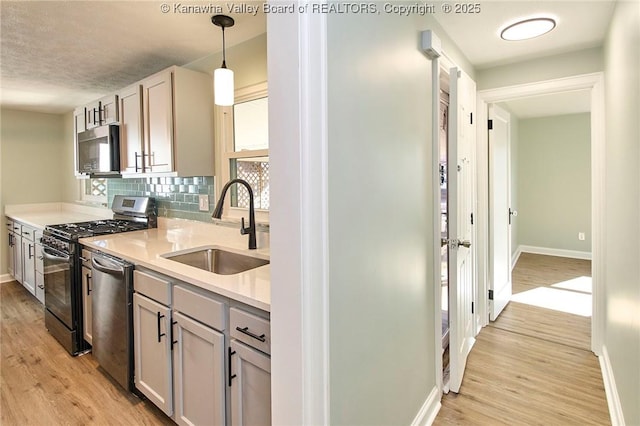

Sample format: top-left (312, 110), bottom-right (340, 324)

top-left (5, 202), bottom-right (112, 229)
top-left (80, 218), bottom-right (271, 312)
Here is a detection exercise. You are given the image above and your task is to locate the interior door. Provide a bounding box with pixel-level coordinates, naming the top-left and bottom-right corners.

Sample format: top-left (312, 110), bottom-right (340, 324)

top-left (448, 67), bottom-right (476, 393)
top-left (488, 104), bottom-right (512, 321)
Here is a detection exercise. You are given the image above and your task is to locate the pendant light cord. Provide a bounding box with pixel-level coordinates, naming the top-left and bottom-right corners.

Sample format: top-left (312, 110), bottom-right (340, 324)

top-left (221, 27), bottom-right (227, 69)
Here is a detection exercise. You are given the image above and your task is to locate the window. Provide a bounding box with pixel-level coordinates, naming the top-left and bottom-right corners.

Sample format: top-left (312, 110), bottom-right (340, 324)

top-left (80, 177), bottom-right (108, 205)
top-left (219, 82), bottom-right (269, 221)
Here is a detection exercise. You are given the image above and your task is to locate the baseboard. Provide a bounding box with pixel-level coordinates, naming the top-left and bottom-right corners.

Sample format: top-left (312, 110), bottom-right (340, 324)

top-left (0, 273), bottom-right (15, 284)
top-left (411, 386), bottom-right (441, 426)
top-left (599, 345), bottom-right (626, 426)
top-left (511, 246), bottom-right (522, 270)
top-left (519, 245), bottom-right (592, 260)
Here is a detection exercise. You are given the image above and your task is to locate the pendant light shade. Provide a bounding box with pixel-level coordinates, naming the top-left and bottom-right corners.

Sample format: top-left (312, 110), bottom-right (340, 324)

top-left (214, 67), bottom-right (234, 106)
top-left (211, 15), bottom-right (235, 106)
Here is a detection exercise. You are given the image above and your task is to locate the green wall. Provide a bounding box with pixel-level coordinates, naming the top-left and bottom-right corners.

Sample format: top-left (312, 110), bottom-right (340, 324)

top-left (517, 113), bottom-right (591, 253)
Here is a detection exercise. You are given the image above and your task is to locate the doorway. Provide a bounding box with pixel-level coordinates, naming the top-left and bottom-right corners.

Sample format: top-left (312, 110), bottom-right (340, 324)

top-left (476, 73), bottom-right (605, 355)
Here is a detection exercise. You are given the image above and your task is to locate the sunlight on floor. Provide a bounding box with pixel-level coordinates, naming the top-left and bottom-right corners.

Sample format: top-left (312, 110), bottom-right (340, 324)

top-left (511, 276), bottom-right (592, 317)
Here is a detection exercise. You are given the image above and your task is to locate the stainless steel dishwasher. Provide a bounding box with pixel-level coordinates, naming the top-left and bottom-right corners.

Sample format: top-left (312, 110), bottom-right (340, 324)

top-left (91, 252), bottom-right (134, 392)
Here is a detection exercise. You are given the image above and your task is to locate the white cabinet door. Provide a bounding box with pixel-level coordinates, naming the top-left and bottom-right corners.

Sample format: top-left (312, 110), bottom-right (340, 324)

top-left (6, 223), bottom-right (15, 277)
top-left (85, 100), bottom-right (101, 129)
top-left (100, 94), bottom-right (119, 125)
top-left (35, 241), bottom-right (45, 304)
top-left (133, 293), bottom-right (173, 416)
top-left (21, 239), bottom-right (36, 296)
top-left (229, 340), bottom-right (271, 426)
top-left (119, 84), bottom-right (143, 173)
top-left (143, 71), bottom-right (174, 173)
top-left (173, 312), bottom-right (225, 426)
top-left (12, 225), bottom-right (22, 284)
top-left (81, 265), bottom-right (92, 345)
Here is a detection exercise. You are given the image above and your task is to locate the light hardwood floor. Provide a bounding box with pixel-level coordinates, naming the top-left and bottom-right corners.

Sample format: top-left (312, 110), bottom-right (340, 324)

top-left (1, 280), bottom-right (173, 425)
top-left (435, 253), bottom-right (610, 425)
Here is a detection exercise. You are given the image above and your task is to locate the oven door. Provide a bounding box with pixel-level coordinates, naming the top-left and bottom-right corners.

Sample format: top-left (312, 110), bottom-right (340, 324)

top-left (42, 245), bottom-right (75, 329)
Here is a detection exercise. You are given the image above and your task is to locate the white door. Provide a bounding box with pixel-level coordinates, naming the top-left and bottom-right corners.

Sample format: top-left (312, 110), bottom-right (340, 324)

top-left (488, 104), bottom-right (512, 321)
top-left (448, 67), bottom-right (476, 393)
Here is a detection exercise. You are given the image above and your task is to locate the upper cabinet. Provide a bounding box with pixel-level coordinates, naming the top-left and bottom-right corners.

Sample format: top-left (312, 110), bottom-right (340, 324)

top-left (85, 94), bottom-right (119, 130)
top-left (74, 65), bottom-right (214, 178)
top-left (118, 66), bottom-right (215, 177)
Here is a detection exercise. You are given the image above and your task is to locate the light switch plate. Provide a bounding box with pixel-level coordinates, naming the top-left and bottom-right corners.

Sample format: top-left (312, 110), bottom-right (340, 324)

top-left (199, 195), bottom-right (209, 211)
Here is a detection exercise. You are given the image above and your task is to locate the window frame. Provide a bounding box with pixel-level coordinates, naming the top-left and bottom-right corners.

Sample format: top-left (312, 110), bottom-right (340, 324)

top-left (216, 81), bottom-right (269, 224)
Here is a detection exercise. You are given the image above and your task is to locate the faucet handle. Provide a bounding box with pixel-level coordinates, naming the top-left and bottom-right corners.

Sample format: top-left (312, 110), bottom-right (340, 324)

top-left (240, 217), bottom-right (249, 235)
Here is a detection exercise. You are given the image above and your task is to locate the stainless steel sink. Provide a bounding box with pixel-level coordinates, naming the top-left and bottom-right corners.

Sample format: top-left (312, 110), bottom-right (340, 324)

top-left (163, 247), bottom-right (269, 275)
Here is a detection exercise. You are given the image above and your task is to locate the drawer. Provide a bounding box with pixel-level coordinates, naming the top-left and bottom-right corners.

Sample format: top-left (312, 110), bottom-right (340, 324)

top-left (173, 285), bottom-right (225, 331)
top-left (230, 307), bottom-right (270, 355)
top-left (21, 225), bottom-right (36, 242)
top-left (134, 270), bottom-right (171, 305)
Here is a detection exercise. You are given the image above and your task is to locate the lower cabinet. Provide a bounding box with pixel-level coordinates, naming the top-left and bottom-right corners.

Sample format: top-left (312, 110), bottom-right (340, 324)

top-left (132, 268), bottom-right (270, 426)
top-left (173, 311), bottom-right (225, 426)
top-left (229, 340), bottom-right (271, 426)
top-left (133, 291), bottom-right (173, 415)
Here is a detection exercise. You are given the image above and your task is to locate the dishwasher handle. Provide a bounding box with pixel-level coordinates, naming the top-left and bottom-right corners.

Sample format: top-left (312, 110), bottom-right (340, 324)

top-left (92, 255), bottom-right (127, 276)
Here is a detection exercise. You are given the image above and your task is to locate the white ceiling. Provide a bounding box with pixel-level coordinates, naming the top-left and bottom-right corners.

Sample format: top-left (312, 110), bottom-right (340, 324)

top-left (434, 0), bottom-right (615, 69)
top-left (0, 1), bottom-right (615, 115)
top-left (0, 1), bottom-right (266, 113)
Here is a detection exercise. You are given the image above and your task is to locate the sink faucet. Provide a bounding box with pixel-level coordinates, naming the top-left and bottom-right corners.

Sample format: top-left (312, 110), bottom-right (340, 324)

top-left (212, 178), bottom-right (257, 250)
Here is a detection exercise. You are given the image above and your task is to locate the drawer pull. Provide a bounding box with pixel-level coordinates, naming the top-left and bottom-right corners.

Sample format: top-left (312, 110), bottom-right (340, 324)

top-left (236, 326), bottom-right (266, 342)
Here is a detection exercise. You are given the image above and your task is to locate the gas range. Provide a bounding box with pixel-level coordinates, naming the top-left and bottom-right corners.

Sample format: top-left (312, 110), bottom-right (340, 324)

top-left (42, 196), bottom-right (157, 253)
top-left (44, 219), bottom-right (149, 241)
top-left (41, 196), bottom-right (156, 356)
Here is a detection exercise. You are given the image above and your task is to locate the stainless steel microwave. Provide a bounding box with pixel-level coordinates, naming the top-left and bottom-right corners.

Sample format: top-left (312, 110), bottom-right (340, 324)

top-left (77, 124), bottom-right (120, 176)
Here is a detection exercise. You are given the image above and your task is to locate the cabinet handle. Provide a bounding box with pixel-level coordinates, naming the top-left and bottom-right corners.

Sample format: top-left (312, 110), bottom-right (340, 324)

top-left (228, 347), bottom-right (237, 387)
top-left (235, 326), bottom-right (266, 342)
top-left (157, 312), bottom-right (166, 342)
top-left (86, 274), bottom-right (92, 295)
top-left (171, 320), bottom-right (178, 349)
top-left (28, 244), bottom-right (34, 259)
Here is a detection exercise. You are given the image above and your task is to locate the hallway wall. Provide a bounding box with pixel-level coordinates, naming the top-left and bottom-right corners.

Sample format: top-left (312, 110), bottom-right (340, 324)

top-left (602, 1), bottom-right (640, 424)
top-left (516, 113), bottom-right (591, 253)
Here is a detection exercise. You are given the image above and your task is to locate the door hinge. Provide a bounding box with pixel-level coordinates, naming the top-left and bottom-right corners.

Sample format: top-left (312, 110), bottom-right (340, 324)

top-left (488, 119), bottom-right (493, 130)
top-left (488, 290), bottom-right (494, 300)
top-left (471, 301), bottom-right (475, 314)
top-left (470, 212), bottom-right (474, 225)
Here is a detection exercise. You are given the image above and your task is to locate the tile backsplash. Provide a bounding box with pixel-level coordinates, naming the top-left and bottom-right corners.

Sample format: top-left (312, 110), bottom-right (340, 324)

top-left (107, 176), bottom-right (215, 222)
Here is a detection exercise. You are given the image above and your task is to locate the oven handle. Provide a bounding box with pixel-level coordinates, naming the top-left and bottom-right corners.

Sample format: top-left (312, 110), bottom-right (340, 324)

top-left (42, 247), bottom-right (71, 262)
top-left (92, 256), bottom-right (126, 275)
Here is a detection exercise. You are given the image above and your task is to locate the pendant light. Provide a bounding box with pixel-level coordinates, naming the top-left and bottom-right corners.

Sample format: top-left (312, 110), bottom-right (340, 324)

top-left (211, 15), bottom-right (235, 106)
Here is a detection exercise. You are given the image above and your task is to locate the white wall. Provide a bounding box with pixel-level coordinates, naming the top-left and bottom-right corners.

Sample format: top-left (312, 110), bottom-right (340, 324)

top-left (516, 113), bottom-right (591, 253)
top-left (603, 1), bottom-right (640, 424)
top-left (325, 13), bottom-right (474, 424)
top-left (1, 108), bottom-right (67, 274)
top-left (268, 10), bottom-right (475, 424)
top-left (477, 47), bottom-right (603, 91)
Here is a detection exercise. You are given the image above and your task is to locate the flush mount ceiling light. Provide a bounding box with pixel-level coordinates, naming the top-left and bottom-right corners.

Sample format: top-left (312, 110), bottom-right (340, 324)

top-left (212, 14), bottom-right (235, 106)
top-left (500, 17), bottom-right (556, 41)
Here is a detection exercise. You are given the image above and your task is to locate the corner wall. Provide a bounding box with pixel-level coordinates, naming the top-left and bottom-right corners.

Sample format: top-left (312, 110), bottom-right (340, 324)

top-left (602, 1), bottom-right (640, 424)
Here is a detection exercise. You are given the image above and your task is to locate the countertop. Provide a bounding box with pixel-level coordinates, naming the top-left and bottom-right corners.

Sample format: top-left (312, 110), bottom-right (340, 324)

top-left (5, 202), bottom-right (112, 229)
top-left (80, 218), bottom-right (271, 312)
